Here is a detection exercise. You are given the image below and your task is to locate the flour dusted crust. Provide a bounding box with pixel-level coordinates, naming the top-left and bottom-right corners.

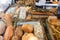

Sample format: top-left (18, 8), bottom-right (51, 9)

top-left (22, 33), bottom-right (38, 40)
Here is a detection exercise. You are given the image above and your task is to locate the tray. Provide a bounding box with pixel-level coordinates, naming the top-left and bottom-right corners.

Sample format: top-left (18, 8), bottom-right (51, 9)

top-left (17, 19), bottom-right (47, 40)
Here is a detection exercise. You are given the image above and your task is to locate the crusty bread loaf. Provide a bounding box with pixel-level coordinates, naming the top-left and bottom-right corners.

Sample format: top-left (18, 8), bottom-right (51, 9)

top-left (22, 33), bottom-right (38, 40)
top-left (4, 25), bottom-right (14, 40)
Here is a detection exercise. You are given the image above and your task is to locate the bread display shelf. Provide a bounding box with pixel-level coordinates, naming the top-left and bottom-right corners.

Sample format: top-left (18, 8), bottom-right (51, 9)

top-left (0, 13), bottom-right (47, 40)
top-left (27, 14), bottom-right (55, 19)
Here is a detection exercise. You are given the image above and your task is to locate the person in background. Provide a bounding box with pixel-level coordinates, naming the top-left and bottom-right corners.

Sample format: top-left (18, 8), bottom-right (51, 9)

top-left (0, 0), bottom-right (15, 12)
top-left (0, 0), bottom-right (15, 5)
top-left (35, 0), bottom-right (46, 8)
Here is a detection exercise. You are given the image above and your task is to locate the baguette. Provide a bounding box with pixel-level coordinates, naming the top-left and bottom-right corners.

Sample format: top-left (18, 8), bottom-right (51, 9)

top-left (4, 25), bottom-right (14, 40)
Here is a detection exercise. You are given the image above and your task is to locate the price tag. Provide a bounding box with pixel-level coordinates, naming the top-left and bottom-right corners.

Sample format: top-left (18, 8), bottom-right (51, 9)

top-left (19, 7), bottom-right (26, 19)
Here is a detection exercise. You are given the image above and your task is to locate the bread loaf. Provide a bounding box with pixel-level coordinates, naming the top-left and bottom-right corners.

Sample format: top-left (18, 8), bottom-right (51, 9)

top-left (22, 33), bottom-right (38, 40)
top-left (4, 25), bottom-right (14, 40)
top-left (22, 24), bottom-right (33, 33)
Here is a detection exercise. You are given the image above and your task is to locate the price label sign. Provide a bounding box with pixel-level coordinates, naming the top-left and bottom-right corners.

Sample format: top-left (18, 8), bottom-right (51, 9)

top-left (19, 7), bottom-right (26, 19)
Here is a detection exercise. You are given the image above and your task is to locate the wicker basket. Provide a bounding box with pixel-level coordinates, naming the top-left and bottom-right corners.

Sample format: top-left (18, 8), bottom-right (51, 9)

top-left (46, 16), bottom-right (60, 40)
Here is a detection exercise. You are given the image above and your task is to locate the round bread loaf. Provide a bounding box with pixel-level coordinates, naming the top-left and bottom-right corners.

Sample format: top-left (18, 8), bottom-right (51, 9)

top-left (22, 24), bottom-right (33, 33)
top-left (22, 33), bottom-right (38, 40)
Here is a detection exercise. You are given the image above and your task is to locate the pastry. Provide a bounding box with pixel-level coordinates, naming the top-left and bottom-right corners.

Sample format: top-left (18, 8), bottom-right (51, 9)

top-left (22, 33), bottom-right (38, 40)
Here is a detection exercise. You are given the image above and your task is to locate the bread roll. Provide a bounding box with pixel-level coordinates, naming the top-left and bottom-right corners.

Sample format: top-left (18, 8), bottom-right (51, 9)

top-left (28, 35), bottom-right (38, 40)
top-left (22, 24), bottom-right (33, 33)
top-left (22, 33), bottom-right (28, 40)
top-left (22, 33), bottom-right (38, 40)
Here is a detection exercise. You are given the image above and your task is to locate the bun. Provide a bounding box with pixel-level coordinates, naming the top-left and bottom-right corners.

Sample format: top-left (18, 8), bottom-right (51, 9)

top-left (22, 33), bottom-right (38, 40)
top-left (22, 24), bottom-right (33, 33)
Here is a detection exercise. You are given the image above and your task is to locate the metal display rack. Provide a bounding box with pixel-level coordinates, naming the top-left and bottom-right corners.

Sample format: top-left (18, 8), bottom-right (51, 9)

top-left (35, 2), bottom-right (58, 9)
